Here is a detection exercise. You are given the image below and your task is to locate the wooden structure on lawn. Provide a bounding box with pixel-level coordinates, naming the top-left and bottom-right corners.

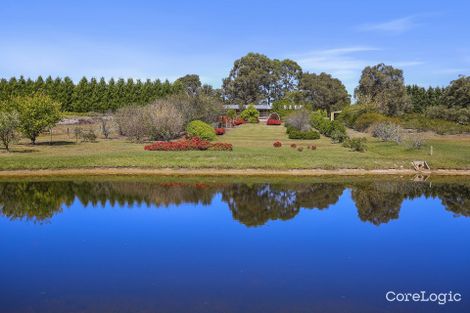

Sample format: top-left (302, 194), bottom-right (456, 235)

top-left (411, 160), bottom-right (430, 171)
top-left (330, 111), bottom-right (342, 121)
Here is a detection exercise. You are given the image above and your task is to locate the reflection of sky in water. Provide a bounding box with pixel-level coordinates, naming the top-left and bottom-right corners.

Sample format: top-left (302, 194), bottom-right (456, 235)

top-left (0, 181), bottom-right (469, 313)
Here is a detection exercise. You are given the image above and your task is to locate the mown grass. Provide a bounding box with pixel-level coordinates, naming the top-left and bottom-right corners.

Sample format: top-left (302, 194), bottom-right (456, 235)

top-left (0, 123), bottom-right (469, 170)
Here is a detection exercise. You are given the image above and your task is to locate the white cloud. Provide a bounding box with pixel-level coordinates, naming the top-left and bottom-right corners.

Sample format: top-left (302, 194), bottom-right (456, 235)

top-left (357, 16), bottom-right (417, 34)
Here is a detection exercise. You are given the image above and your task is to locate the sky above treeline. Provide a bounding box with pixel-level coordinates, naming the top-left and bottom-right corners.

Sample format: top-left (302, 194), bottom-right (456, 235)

top-left (0, 0), bottom-right (469, 95)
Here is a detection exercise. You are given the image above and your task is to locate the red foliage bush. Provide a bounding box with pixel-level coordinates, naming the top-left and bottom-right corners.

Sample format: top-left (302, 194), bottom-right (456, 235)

top-left (233, 118), bottom-right (245, 126)
top-left (144, 137), bottom-right (232, 151)
top-left (267, 119), bottom-right (282, 125)
top-left (273, 141), bottom-right (282, 148)
top-left (215, 128), bottom-right (225, 135)
top-left (308, 144), bottom-right (317, 150)
top-left (144, 137), bottom-right (210, 151)
top-left (208, 142), bottom-right (233, 151)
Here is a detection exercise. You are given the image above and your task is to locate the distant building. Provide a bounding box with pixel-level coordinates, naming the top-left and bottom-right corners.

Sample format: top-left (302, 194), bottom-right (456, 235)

top-left (224, 100), bottom-right (303, 117)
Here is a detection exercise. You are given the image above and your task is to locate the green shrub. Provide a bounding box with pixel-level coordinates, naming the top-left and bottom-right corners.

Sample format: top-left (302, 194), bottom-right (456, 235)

top-left (10, 94), bottom-right (62, 144)
top-left (353, 113), bottom-right (396, 131)
top-left (400, 114), bottom-right (470, 134)
top-left (338, 103), bottom-right (378, 128)
top-left (226, 109), bottom-right (237, 119)
top-left (186, 120), bottom-right (216, 141)
top-left (240, 104), bottom-right (259, 123)
top-left (343, 137), bottom-right (367, 152)
top-left (80, 129), bottom-right (97, 142)
top-left (425, 105), bottom-right (469, 125)
top-left (310, 111), bottom-right (347, 142)
top-left (406, 134), bottom-right (426, 150)
top-left (287, 128), bottom-right (320, 140)
top-left (0, 110), bottom-right (19, 151)
top-left (371, 122), bottom-right (402, 143)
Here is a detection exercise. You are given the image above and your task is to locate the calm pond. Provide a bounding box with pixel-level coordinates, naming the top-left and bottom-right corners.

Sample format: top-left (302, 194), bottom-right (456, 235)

top-left (0, 176), bottom-right (469, 313)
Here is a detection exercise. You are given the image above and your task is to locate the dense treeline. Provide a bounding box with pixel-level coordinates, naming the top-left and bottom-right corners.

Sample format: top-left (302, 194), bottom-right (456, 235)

top-left (221, 52), bottom-right (351, 113)
top-left (0, 76), bottom-right (182, 112)
top-left (406, 85), bottom-right (445, 113)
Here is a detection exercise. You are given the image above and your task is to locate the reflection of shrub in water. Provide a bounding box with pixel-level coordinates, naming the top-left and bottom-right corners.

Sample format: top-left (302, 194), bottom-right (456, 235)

top-left (433, 184), bottom-right (470, 217)
top-left (222, 184), bottom-right (299, 226)
top-left (294, 184), bottom-right (345, 210)
top-left (0, 180), bottom-right (468, 226)
top-left (222, 183), bottom-right (346, 226)
top-left (0, 183), bottom-right (70, 222)
top-left (352, 184), bottom-right (403, 226)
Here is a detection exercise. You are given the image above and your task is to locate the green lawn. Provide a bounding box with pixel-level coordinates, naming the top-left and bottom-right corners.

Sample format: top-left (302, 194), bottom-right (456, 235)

top-left (0, 123), bottom-right (469, 170)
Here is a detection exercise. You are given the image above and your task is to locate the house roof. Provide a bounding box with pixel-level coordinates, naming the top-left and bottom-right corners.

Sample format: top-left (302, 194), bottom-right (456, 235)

top-left (224, 104), bottom-right (272, 110)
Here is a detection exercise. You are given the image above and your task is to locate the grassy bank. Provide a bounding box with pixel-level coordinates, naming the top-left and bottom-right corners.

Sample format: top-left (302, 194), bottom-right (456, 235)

top-left (0, 123), bottom-right (469, 170)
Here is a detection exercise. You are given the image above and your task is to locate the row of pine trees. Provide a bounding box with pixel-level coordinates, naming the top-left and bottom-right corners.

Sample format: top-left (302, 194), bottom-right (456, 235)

top-left (406, 85), bottom-right (446, 113)
top-left (0, 76), bottom-right (182, 112)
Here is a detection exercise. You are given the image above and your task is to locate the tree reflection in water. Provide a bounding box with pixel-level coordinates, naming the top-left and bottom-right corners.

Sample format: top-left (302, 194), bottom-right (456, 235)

top-left (0, 179), bottom-right (468, 226)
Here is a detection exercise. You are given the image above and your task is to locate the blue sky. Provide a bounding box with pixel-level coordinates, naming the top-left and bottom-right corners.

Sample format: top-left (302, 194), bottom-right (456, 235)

top-left (1, 0), bottom-right (469, 94)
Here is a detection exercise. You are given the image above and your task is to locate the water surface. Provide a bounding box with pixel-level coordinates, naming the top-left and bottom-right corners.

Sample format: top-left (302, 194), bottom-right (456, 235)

top-left (0, 177), bottom-right (469, 313)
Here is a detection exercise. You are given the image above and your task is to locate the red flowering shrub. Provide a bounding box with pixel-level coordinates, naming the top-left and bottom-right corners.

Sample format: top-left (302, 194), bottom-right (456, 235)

top-left (290, 143), bottom-right (297, 148)
top-left (215, 128), bottom-right (225, 135)
top-left (267, 119), bottom-right (282, 125)
top-left (233, 118), bottom-right (245, 126)
top-left (144, 137), bottom-right (210, 151)
top-left (208, 142), bottom-right (233, 151)
top-left (144, 137), bottom-right (233, 151)
top-left (273, 141), bottom-right (282, 148)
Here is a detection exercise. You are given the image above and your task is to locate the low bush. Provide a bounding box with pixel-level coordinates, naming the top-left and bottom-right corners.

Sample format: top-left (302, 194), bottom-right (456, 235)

top-left (215, 128), bottom-right (225, 135)
top-left (400, 114), bottom-right (470, 134)
top-left (186, 120), bottom-right (216, 141)
top-left (226, 109), bottom-right (237, 120)
top-left (80, 129), bottom-right (97, 142)
top-left (297, 147), bottom-right (303, 152)
top-left (273, 141), bottom-right (282, 148)
top-left (144, 137), bottom-right (210, 151)
top-left (406, 134), bottom-right (426, 150)
top-left (290, 143), bottom-right (297, 148)
top-left (285, 110), bottom-right (311, 131)
top-left (371, 122), bottom-right (402, 143)
top-left (329, 121), bottom-right (348, 143)
top-left (233, 117), bottom-right (245, 126)
top-left (310, 111), bottom-right (347, 143)
top-left (353, 113), bottom-right (396, 131)
top-left (240, 104), bottom-right (260, 123)
top-left (425, 105), bottom-right (470, 125)
top-left (287, 128), bottom-right (320, 140)
top-left (208, 142), bottom-right (233, 151)
top-left (343, 137), bottom-right (367, 152)
top-left (267, 119), bottom-right (282, 125)
top-left (338, 103), bottom-right (379, 128)
top-left (308, 144), bottom-right (317, 150)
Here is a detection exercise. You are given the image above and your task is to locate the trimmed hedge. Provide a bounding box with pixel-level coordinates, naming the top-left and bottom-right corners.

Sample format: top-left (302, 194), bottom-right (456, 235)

top-left (186, 120), bottom-right (216, 141)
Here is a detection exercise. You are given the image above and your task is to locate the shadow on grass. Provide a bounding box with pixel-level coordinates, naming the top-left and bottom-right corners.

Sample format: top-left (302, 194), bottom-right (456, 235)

top-left (0, 149), bottom-right (37, 154)
top-left (28, 141), bottom-right (76, 146)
